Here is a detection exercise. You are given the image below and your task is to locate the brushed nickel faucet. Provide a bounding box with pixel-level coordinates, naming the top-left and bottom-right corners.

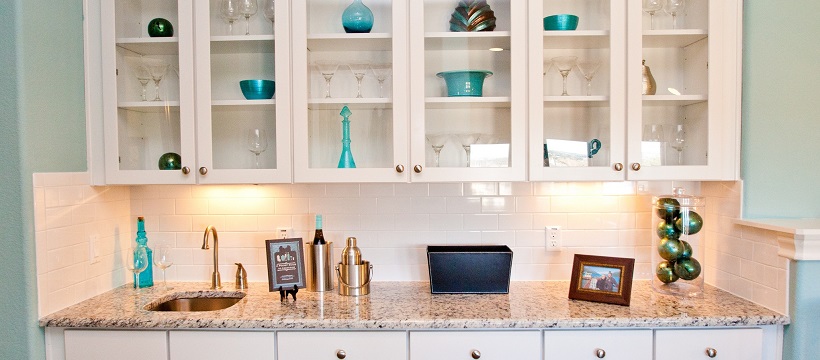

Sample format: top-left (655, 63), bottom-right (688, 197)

top-left (202, 225), bottom-right (221, 289)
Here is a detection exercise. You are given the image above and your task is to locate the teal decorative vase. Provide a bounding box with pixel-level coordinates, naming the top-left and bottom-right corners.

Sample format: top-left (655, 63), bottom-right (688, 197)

top-left (134, 217), bottom-right (154, 288)
top-left (338, 106), bottom-right (356, 168)
top-left (342, 0), bottom-right (374, 33)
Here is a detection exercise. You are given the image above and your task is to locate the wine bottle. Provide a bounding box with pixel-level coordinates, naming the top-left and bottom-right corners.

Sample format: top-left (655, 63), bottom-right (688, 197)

top-left (313, 214), bottom-right (326, 245)
top-left (134, 217), bottom-right (154, 288)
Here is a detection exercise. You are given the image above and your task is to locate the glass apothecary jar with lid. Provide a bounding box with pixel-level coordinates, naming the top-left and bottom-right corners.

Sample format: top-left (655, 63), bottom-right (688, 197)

top-left (652, 187), bottom-right (705, 297)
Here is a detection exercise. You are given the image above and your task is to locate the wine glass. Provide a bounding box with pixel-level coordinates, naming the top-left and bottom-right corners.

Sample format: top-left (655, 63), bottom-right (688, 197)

top-left (670, 124), bottom-right (687, 165)
top-left (221, 0), bottom-right (242, 35)
top-left (457, 133), bottom-right (481, 167)
top-left (643, 0), bottom-right (664, 30)
top-left (145, 60), bottom-right (169, 101)
top-left (552, 56), bottom-right (577, 96)
top-left (263, 0), bottom-right (275, 33)
top-left (664, 0), bottom-right (685, 29)
top-left (370, 63), bottom-right (391, 98)
top-left (239, 0), bottom-right (258, 35)
top-left (576, 60), bottom-right (601, 96)
top-left (153, 245), bottom-right (174, 290)
top-left (348, 62), bottom-right (370, 98)
top-left (247, 128), bottom-right (268, 168)
top-left (426, 134), bottom-right (449, 167)
top-left (314, 61), bottom-right (339, 98)
top-left (126, 247), bottom-right (149, 292)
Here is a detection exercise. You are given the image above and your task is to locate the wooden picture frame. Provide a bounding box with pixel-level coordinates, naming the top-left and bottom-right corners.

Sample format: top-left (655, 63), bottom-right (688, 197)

top-left (568, 254), bottom-right (635, 306)
top-left (265, 238), bottom-right (307, 291)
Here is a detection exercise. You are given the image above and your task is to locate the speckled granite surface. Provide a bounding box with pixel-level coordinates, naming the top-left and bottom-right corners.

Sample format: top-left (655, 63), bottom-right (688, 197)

top-left (39, 281), bottom-right (788, 329)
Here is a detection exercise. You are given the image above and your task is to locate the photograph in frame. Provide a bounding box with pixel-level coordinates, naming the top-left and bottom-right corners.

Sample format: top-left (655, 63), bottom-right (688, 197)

top-left (265, 238), bottom-right (307, 291)
top-left (568, 254), bottom-right (635, 306)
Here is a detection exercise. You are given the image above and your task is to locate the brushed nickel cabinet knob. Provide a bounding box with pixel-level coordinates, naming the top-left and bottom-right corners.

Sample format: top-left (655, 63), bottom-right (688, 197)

top-left (596, 348), bottom-right (606, 358)
top-left (395, 164), bottom-right (405, 173)
top-left (181, 167), bottom-right (191, 175)
top-left (613, 163), bottom-right (624, 171)
top-left (631, 163), bottom-right (641, 171)
top-left (706, 348), bottom-right (717, 358)
top-left (471, 349), bottom-right (481, 359)
top-left (413, 165), bottom-right (423, 173)
top-left (336, 349), bottom-right (346, 359)
top-left (199, 167), bottom-right (208, 175)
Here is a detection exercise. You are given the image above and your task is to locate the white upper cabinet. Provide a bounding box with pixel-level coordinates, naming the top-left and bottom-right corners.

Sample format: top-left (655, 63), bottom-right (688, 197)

top-left (93, 0), bottom-right (292, 185)
top-left (529, 0), bottom-right (741, 181)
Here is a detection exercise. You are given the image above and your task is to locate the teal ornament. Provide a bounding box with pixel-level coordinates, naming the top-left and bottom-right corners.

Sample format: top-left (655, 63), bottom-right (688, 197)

top-left (158, 152), bottom-right (181, 170)
top-left (673, 257), bottom-right (702, 281)
top-left (657, 220), bottom-right (681, 240)
top-left (338, 106), bottom-right (356, 168)
top-left (679, 240), bottom-right (693, 259)
top-left (656, 261), bottom-right (679, 284)
top-left (658, 237), bottom-right (684, 261)
top-left (655, 197), bottom-right (681, 220)
top-left (342, 0), bottom-right (374, 33)
top-left (148, 18), bottom-right (174, 37)
top-left (675, 210), bottom-right (704, 235)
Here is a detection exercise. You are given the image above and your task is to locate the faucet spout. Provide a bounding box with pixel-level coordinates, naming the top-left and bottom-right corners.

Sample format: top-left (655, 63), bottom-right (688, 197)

top-left (202, 225), bottom-right (221, 289)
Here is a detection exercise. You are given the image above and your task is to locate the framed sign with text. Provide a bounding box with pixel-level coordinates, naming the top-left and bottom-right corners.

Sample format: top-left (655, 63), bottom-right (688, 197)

top-left (265, 238), bottom-right (306, 291)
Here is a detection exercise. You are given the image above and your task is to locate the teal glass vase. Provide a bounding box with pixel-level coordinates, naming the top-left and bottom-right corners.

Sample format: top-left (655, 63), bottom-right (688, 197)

top-left (342, 0), bottom-right (374, 33)
top-left (338, 106), bottom-right (356, 168)
top-left (134, 217), bottom-right (154, 288)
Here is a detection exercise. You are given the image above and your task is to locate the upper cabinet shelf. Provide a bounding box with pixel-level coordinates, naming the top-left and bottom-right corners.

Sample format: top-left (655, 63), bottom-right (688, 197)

top-left (210, 36), bottom-right (275, 54)
top-left (643, 30), bottom-right (708, 48)
top-left (307, 33), bottom-right (392, 51)
top-left (541, 31), bottom-right (610, 49)
top-left (116, 38), bottom-right (180, 55)
top-left (424, 32), bottom-right (512, 51)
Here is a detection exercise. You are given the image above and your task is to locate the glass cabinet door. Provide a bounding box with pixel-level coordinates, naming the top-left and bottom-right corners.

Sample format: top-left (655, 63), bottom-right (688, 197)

top-left (626, 0), bottom-right (740, 180)
top-left (528, 0), bottom-right (627, 181)
top-left (409, 0), bottom-right (527, 182)
top-left (192, 0), bottom-right (292, 183)
top-left (292, 0), bottom-right (410, 183)
top-left (101, 0), bottom-right (197, 184)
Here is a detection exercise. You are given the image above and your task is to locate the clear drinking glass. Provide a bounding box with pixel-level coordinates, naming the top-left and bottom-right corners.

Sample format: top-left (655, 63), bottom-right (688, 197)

top-left (576, 61), bottom-right (601, 96)
top-left (664, 0), bottom-right (685, 29)
top-left (670, 124), bottom-right (687, 165)
top-left (552, 56), bottom-right (577, 96)
top-left (239, 0), bottom-right (258, 35)
top-left (348, 62), bottom-right (370, 98)
top-left (247, 128), bottom-right (268, 168)
top-left (314, 61), bottom-right (339, 98)
top-left (126, 247), bottom-right (149, 292)
top-left (263, 0), bottom-right (275, 33)
top-left (643, 0), bottom-right (664, 30)
top-left (221, 0), bottom-right (242, 35)
top-left (153, 245), bottom-right (174, 290)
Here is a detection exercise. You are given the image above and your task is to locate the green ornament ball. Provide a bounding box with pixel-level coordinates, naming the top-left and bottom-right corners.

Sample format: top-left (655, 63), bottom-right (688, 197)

top-left (657, 220), bottom-right (681, 240)
top-left (675, 211), bottom-right (704, 235)
top-left (673, 257), bottom-right (702, 281)
top-left (148, 18), bottom-right (174, 37)
top-left (655, 197), bottom-right (681, 220)
top-left (158, 152), bottom-right (181, 170)
top-left (679, 240), bottom-right (693, 259)
top-left (656, 261), bottom-right (679, 284)
top-left (658, 237), bottom-right (684, 261)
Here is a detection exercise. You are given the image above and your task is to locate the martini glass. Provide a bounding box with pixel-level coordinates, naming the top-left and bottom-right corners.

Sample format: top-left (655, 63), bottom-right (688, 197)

top-left (239, 0), bottom-right (258, 35)
top-left (664, 0), bottom-right (685, 29)
top-left (221, 0), bottom-right (242, 35)
top-left (370, 63), bottom-right (391, 98)
top-left (125, 57), bottom-right (152, 101)
top-left (348, 62), bottom-right (370, 98)
top-left (263, 0), bottom-right (275, 33)
top-left (543, 59), bottom-right (553, 76)
top-left (670, 124), bottom-right (687, 165)
top-left (145, 60), bottom-right (169, 101)
top-left (576, 61), bottom-right (601, 96)
top-left (457, 133), bottom-right (481, 167)
top-left (643, 0), bottom-right (664, 30)
top-left (552, 56), bottom-right (577, 96)
top-left (426, 134), bottom-right (449, 167)
top-left (315, 61), bottom-right (339, 98)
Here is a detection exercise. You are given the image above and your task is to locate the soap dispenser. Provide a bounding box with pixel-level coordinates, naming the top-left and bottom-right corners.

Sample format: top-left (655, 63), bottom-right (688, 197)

top-left (235, 263), bottom-right (248, 290)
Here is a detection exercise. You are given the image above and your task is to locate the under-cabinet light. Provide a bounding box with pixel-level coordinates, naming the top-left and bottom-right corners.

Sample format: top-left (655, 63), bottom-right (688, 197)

top-left (488, 47), bottom-right (504, 52)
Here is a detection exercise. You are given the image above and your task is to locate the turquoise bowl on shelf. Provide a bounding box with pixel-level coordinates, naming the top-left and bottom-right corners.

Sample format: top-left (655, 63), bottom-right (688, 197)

top-left (436, 70), bottom-right (493, 97)
top-left (543, 14), bottom-right (579, 31)
top-left (239, 80), bottom-right (275, 100)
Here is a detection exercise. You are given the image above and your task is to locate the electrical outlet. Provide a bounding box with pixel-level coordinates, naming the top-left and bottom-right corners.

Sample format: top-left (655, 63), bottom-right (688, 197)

top-left (276, 227), bottom-right (292, 239)
top-left (545, 226), bottom-right (562, 251)
top-left (89, 234), bottom-right (101, 264)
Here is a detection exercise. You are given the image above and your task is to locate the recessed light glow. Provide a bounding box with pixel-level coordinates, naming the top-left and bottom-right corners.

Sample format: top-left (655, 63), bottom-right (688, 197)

top-left (488, 47), bottom-right (504, 52)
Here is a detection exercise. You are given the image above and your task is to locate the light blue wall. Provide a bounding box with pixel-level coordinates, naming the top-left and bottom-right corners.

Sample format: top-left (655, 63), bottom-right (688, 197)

top-left (742, 1), bottom-right (820, 360)
top-left (0, 0), bottom-right (87, 358)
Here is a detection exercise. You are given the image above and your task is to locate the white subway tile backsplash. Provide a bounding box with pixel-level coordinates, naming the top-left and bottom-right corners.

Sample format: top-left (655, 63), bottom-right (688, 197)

top-left (481, 197), bottom-right (514, 213)
top-left (429, 183), bottom-right (462, 197)
top-left (377, 197), bottom-right (412, 214)
top-left (360, 183), bottom-right (395, 197)
top-left (394, 183), bottom-right (429, 197)
top-left (429, 214), bottom-right (463, 231)
top-left (174, 198), bottom-right (210, 215)
top-left (412, 197), bottom-right (447, 214)
top-left (499, 182), bottom-right (533, 196)
top-left (464, 182), bottom-right (498, 196)
top-left (463, 214), bottom-right (499, 231)
top-left (446, 197), bottom-right (481, 213)
top-left (498, 214), bottom-right (533, 230)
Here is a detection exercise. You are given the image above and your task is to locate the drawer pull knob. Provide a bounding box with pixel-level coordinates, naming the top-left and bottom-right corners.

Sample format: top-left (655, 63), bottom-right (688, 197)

top-left (181, 167), bottom-right (191, 175)
top-left (706, 348), bottom-right (717, 358)
top-left (596, 348), bottom-right (606, 358)
top-left (471, 349), bottom-right (481, 359)
top-left (414, 165), bottom-right (423, 173)
top-left (336, 349), bottom-right (346, 359)
top-left (396, 164), bottom-right (405, 173)
top-left (199, 167), bottom-right (208, 175)
top-left (631, 163), bottom-right (641, 171)
top-left (614, 163), bottom-right (624, 171)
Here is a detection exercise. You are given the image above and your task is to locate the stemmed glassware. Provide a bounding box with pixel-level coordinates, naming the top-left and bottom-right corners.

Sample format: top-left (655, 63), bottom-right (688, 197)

top-left (426, 134), bottom-right (448, 167)
top-left (457, 133), bottom-right (481, 167)
top-left (664, 0), bottom-right (685, 29)
top-left (576, 61), bottom-right (601, 96)
top-left (552, 56), bottom-right (577, 96)
top-left (670, 124), bottom-right (687, 165)
top-left (263, 0), bottom-right (275, 33)
top-left (126, 247), bottom-right (149, 292)
top-left (643, 0), bottom-right (664, 30)
top-left (348, 62), bottom-right (370, 98)
top-left (247, 128), bottom-right (268, 168)
top-left (315, 61), bottom-right (339, 98)
top-left (239, 0), bottom-right (258, 35)
top-left (145, 61), bottom-right (170, 101)
top-left (543, 59), bottom-right (553, 76)
top-left (125, 57), bottom-right (152, 101)
top-left (153, 245), bottom-right (174, 290)
top-left (370, 63), bottom-right (391, 98)
top-left (221, 0), bottom-right (242, 35)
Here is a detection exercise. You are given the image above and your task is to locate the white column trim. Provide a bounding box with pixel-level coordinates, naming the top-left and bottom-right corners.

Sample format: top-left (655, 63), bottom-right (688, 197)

top-left (734, 219), bottom-right (820, 261)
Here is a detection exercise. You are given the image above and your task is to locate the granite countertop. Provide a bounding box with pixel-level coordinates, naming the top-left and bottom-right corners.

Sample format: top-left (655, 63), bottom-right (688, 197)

top-left (39, 281), bottom-right (788, 329)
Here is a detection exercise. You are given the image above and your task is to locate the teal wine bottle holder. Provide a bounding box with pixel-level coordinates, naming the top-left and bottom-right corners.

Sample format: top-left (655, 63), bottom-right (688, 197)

top-left (134, 217), bottom-right (154, 288)
top-left (338, 106), bottom-right (357, 168)
top-left (342, 0), bottom-right (374, 33)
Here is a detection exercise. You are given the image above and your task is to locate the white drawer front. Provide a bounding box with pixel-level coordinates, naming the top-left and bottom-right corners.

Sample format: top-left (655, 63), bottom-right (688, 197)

top-left (544, 329), bottom-right (653, 360)
top-left (65, 330), bottom-right (168, 360)
top-left (278, 331), bottom-right (407, 360)
top-left (410, 331), bottom-right (541, 360)
top-left (169, 331), bottom-right (275, 360)
top-left (655, 328), bottom-right (763, 360)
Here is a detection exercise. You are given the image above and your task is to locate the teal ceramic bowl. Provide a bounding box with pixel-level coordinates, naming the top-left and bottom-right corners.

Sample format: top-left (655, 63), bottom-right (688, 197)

top-left (543, 14), bottom-right (579, 31)
top-left (239, 80), bottom-right (275, 100)
top-left (436, 70), bottom-right (493, 97)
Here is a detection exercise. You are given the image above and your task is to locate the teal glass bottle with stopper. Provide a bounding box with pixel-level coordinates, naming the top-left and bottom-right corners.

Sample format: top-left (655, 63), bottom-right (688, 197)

top-left (338, 106), bottom-right (357, 168)
top-left (134, 216), bottom-right (154, 288)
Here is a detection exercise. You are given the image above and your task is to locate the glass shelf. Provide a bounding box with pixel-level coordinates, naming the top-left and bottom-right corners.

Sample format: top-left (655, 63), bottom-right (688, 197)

top-left (307, 33), bottom-right (392, 51)
top-left (425, 97), bottom-right (512, 109)
top-left (642, 95), bottom-right (708, 106)
top-left (643, 30), bottom-right (708, 48)
top-left (210, 36), bottom-right (276, 54)
top-left (118, 102), bottom-right (181, 112)
top-left (542, 31), bottom-right (610, 49)
top-left (116, 38), bottom-right (180, 55)
top-left (424, 32), bottom-right (512, 51)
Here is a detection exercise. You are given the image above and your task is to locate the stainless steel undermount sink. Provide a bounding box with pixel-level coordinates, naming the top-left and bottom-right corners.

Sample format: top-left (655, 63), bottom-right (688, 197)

top-left (147, 294), bottom-right (245, 312)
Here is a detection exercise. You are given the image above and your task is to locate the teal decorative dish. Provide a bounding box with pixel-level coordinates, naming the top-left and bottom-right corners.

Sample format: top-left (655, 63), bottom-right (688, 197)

top-left (239, 80), bottom-right (275, 100)
top-left (543, 14), bottom-right (579, 31)
top-left (436, 70), bottom-right (493, 97)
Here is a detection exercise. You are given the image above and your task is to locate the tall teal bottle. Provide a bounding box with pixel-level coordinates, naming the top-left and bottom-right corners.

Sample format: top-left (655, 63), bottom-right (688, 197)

top-left (338, 106), bottom-right (356, 168)
top-left (134, 217), bottom-right (154, 288)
